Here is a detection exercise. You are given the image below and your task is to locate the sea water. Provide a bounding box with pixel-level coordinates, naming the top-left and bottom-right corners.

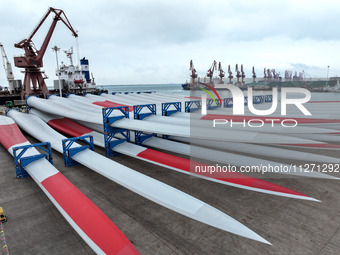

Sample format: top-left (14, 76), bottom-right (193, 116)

top-left (101, 84), bottom-right (189, 96)
top-left (101, 83), bottom-right (340, 101)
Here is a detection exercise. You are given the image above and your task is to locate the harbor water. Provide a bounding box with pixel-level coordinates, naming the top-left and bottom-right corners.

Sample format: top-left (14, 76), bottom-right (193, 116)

top-left (101, 83), bottom-right (340, 101)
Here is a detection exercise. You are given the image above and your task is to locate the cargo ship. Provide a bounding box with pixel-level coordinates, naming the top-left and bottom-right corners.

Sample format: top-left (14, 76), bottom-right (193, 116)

top-left (0, 8), bottom-right (107, 107)
top-left (53, 47), bottom-right (97, 93)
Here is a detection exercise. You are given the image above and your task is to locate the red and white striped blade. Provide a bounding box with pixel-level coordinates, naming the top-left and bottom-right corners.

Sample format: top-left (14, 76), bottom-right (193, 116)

top-left (8, 110), bottom-right (273, 245)
top-left (56, 95), bottom-right (332, 146)
top-left (34, 109), bottom-right (338, 179)
top-left (0, 116), bottom-right (139, 255)
top-left (198, 114), bottom-right (340, 149)
top-left (29, 109), bottom-right (319, 201)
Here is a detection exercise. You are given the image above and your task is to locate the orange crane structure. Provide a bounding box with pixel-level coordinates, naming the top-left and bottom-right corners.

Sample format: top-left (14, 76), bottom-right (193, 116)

top-left (14, 7), bottom-right (78, 99)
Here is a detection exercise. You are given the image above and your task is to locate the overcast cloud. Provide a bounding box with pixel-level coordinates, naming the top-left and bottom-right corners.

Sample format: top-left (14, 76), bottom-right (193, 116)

top-left (0, 0), bottom-right (339, 86)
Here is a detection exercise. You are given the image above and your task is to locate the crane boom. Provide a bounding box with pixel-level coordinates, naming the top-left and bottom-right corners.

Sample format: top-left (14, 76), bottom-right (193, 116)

top-left (206, 60), bottom-right (217, 83)
top-left (240, 64), bottom-right (245, 85)
top-left (14, 8), bottom-right (78, 67)
top-left (189, 60), bottom-right (198, 85)
top-left (14, 7), bottom-right (78, 99)
top-left (0, 43), bottom-right (15, 94)
top-left (252, 66), bottom-right (256, 83)
top-left (218, 62), bottom-right (225, 84)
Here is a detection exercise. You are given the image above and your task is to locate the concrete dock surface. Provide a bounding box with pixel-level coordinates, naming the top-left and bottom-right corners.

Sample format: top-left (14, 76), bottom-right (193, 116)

top-left (1, 134), bottom-right (340, 254)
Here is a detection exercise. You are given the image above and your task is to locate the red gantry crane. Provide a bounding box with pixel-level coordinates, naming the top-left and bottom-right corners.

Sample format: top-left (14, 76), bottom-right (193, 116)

top-left (252, 66), bottom-right (256, 83)
top-left (217, 62), bottom-right (225, 84)
top-left (14, 7), bottom-right (78, 99)
top-left (240, 64), bottom-right (245, 85)
top-left (227, 65), bottom-right (233, 84)
top-left (206, 60), bottom-right (217, 84)
top-left (189, 60), bottom-right (198, 85)
top-left (235, 64), bottom-right (241, 86)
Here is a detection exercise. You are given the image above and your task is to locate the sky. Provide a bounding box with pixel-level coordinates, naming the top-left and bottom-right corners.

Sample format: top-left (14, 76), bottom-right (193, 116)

top-left (0, 0), bottom-right (340, 86)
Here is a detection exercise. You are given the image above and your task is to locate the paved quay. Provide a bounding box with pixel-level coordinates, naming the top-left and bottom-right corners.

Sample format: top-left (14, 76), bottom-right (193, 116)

top-left (0, 134), bottom-right (340, 254)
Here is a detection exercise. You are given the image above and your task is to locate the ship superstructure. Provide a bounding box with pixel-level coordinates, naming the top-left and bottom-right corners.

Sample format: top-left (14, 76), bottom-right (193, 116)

top-left (54, 47), bottom-right (96, 93)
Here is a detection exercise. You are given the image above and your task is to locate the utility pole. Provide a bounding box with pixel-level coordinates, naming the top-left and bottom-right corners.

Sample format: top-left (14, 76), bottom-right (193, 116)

top-left (52, 45), bottom-right (62, 97)
top-left (326, 65), bottom-right (330, 88)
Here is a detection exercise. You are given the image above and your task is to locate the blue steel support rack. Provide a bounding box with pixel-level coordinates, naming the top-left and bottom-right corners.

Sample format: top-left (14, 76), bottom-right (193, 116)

top-left (135, 131), bottom-right (155, 145)
top-left (65, 93), bottom-right (75, 98)
top-left (207, 99), bottom-right (221, 110)
top-left (133, 104), bottom-right (157, 145)
top-left (253, 95), bottom-right (265, 104)
top-left (158, 102), bottom-right (181, 140)
top-left (223, 98), bottom-right (233, 108)
top-left (98, 91), bottom-right (108, 96)
top-left (223, 94), bottom-right (272, 108)
top-left (45, 94), bottom-right (56, 99)
top-left (5, 108), bottom-right (20, 116)
top-left (185, 100), bottom-right (201, 112)
top-left (62, 135), bottom-right (94, 167)
top-left (103, 106), bottom-right (130, 157)
top-left (133, 104), bottom-right (156, 120)
top-left (12, 142), bottom-right (53, 178)
top-left (24, 95), bottom-right (38, 113)
top-left (162, 102), bottom-right (181, 116)
top-left (244, 96), bottom-right (248, 106)
top-left (265, 95), bottom-right (273, 102)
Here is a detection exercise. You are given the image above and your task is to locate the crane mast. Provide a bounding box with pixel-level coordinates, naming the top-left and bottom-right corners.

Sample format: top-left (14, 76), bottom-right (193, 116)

top-left (252, 66), bottom-right (256, 83)
top-left (235, 64), bottom-right (241, 86)
top-left (189, 60), bottom-right (198, 85)
top-left (218, 62), bottom-right (225, 84)
top-left (14, 7), bottom-right (78, 99)
top-left (240, 64), bottom-right (245, 86)
top-left (227, 65), bottom-right (233, 84)
top-left (0, 43), bottom-right (15, 94)
top-left (206, 60), bottom-right (217, 84)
